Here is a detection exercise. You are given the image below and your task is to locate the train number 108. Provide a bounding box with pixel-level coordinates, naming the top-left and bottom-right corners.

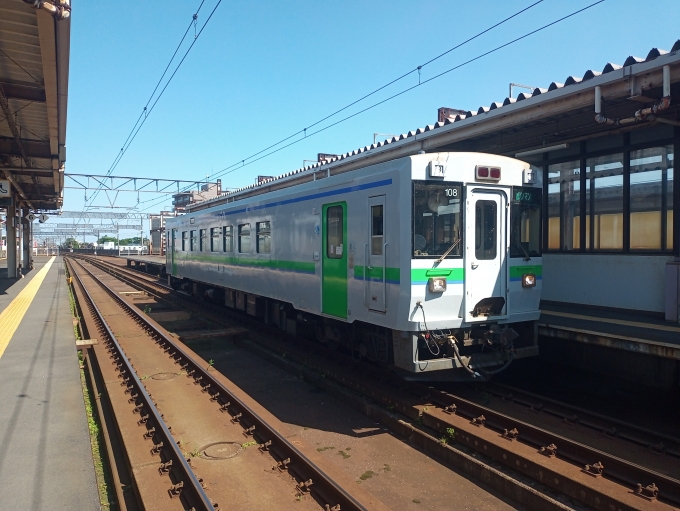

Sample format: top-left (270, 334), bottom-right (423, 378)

top-left (445, 188), bottom-right (458, 197)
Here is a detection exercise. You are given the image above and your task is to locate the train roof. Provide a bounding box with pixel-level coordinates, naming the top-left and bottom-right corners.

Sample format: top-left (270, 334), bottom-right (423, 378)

top-left (187, 38), bottom-right (680, 213)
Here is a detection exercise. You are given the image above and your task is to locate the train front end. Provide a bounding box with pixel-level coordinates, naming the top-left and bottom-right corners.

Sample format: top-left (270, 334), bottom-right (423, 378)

top-left (394, 153), bottom-right (542, 380)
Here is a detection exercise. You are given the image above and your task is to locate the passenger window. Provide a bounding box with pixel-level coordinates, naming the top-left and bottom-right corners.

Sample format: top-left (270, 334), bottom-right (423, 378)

top-left (210, 227), bottom-right (221, 252)
top-left (326, 206), bottom-right (343, 259)
top-left (371, 205), bottom-right (384, 255)
top-left (238, 224), bottom-right (250, 253)
top-left (257, 221), bottom-right (271, 254)
top-left (475, 200), bottom-right (497, 260)
top-left (190, 230), bottom-right (197, 251)
top-left (182, 231), bottom-right (188, 251)
top-left (199, 229), bottom-right (206, 251)
top-left (223, 225), bottom-right (233, 252)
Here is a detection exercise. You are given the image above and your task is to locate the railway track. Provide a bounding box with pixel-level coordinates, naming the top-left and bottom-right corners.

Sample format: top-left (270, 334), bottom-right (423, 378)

top-left (468, 382), bottom-right (680, 461)
top-left (70, 255), bottom-right (680, 511)
top-left (66, 256), bottom-right (389, 511)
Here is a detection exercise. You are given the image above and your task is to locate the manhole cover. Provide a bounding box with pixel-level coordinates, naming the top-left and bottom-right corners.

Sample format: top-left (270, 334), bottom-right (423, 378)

top-left (150, 372), bottom-right (178, 381)
top-left (200, 441), bottom-right (243, 460)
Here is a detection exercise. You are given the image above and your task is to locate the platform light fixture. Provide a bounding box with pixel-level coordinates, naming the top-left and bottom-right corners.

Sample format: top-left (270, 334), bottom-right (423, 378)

top-left (515, 143), bottom-right (568, 158)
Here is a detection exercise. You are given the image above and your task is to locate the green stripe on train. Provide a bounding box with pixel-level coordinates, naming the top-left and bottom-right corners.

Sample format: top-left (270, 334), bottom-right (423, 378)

top-left (509, 265), bottom-right (542, 278)
top-left (174, 253), bottom-right (315, 274)
top-left (353, 265), bottom-right (400, 282)
top-left (411, 267), bottom-right (465, 284)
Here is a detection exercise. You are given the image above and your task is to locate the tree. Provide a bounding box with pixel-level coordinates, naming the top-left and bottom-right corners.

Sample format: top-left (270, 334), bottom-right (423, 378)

top-left (98, 235), bottom-right (118, 244)
top-left (119, 236), bottom-right (148, 246)
top-left (61, 237), bottom-right (80, 249)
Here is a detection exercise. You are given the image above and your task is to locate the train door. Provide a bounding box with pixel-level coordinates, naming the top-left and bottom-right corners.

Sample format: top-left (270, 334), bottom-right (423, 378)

top-left (366, 195), bottom-right (386, 312)
top-left (322, 202), bottom-right (347, 319)
top-left (465, 189), bottom-right (507, 322)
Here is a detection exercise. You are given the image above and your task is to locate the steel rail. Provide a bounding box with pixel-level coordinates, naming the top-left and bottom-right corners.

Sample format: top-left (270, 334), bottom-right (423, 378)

top-left (74, 255), bottom-right (680, 509)
top-left (482, 382), bottom-right (680, 458)
top-left (68, 259), bottom-right (216, 511)
top-left (68, 256), bottom-right (374, 511)
top-left (221, 322), bottom-right (680, 511)
top-left (66, 261), bottom-right (131, 511)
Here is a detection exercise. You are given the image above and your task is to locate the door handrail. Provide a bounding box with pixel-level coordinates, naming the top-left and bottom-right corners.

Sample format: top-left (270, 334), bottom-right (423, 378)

top-left (363, 243), bottom-right (369, 308)
top-left (382, 242), bottom-right (388, 311)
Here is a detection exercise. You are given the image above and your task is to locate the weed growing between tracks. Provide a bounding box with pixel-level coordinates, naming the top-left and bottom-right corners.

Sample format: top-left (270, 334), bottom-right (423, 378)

top-left (65, 263), bottom-right (115, 509)
top-left (78, 354), bottom-right (115, 509)
top-left (65, 272), bottom-right (80, 341)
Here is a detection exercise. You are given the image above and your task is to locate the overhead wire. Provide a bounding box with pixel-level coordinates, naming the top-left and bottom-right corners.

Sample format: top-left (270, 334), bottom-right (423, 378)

top-left (129, 0), bottom-right (546, 212)
top-left (189, 0), bottom-right (545, 172)
top-left (85, 0), bottom-right (215, 208)
top-left (134, 0), bottom-right (605, 213)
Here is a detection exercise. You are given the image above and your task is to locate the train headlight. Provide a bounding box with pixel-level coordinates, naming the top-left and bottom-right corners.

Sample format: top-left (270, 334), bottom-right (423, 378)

top-left (428, 277), bottom-right (447, 293)
top-left (522, 273), bottom-right (536, 288)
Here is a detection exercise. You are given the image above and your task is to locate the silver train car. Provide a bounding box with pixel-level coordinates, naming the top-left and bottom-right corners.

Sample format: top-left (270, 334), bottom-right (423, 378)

top-left (165, 152), bottom-right (543, 380)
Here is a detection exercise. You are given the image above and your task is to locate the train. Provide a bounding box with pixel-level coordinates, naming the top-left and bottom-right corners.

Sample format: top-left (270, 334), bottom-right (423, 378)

top-left (165, 152), bottom-right (543, 381)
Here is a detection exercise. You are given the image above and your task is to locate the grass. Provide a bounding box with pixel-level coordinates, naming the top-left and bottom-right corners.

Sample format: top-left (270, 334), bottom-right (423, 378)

top-left (337, 450), bottom-right (351, 459)
top-left (317, 446), bottom-right (334, 452)
top-left (412, 499), bottom-right (421, 504)
top-left (359, 470), bottom-right (375, 481)
top-left (241, 440), bottom-right (258, 448)
top-left (440, 427), bottom-right (457, 445)
top-left (78, 352), bottom-right (115, 509)
top-left (65, 270), bottom-right (80, 341)
top-left (66, 264), bottom-right (115, 509)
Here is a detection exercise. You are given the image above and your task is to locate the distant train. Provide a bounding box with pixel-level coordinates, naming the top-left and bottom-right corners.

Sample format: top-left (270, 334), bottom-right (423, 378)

top-left (165, 152), bottom-right (543, 380)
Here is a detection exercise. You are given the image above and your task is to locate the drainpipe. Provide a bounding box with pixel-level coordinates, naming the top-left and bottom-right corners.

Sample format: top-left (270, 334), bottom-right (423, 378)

top-left (22, 0), bottom-right (71, 20)
top-left (595, 65), bottom-right (671, 125)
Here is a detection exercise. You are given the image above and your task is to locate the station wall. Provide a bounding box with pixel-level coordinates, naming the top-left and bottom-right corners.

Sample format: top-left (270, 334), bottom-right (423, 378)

top-left (541, 253), bottom-right (673, 313)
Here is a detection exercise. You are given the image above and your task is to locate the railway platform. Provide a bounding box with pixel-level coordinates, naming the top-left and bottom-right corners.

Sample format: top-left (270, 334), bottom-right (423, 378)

top-left (120, 254), bottom-right (166, 275)
top-left (540, 301), bottom-right (680, 360)
top-left (0, 256), bottom-right (99, 510)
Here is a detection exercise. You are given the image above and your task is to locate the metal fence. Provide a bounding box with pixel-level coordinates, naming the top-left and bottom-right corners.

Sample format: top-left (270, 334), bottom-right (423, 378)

top-left (118, 247), bottom-right (149, 256)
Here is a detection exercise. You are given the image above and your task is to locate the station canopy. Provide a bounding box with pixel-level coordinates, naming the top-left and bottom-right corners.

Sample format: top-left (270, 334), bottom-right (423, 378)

top-left (0, 0), bottom-right (70, 210)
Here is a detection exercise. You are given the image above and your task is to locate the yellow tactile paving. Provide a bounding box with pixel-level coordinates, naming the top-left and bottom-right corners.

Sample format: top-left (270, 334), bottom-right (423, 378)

top-left (0, 256), bottom-right (56, 359)
top-left (541, 309), bottom-right (680, 333)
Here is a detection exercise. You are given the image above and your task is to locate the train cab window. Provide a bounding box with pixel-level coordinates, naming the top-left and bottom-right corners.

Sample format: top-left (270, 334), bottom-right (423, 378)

top-left (256, 221), bottom-right (271, 254)
top-left (223, 225), bottom-right (233, 252)
top-left (210, 227), bottom-right (221, 252)
top-left (182, 231), bottom-right (188, 251)
top-left (412, 181), bottom-right (462, 258)
top-left (510, 187), bottom-right (542, 259)
top-left (238, 224), bottom-right (251, 253)
top-left (199, 229), bottom-right (206, 251)
top-left (475, 201), bottom-right (497, 260)
top-left (190, 230), bottom-right (197, 251)
top-left (326, 206), bottom-right (343, 259)
top-left (371, 205), bottom-right (383, 255)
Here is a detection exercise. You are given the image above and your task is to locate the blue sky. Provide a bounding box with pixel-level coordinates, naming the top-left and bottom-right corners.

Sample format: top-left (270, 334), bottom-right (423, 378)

top-left (64, 0), bottom-right (680, 233)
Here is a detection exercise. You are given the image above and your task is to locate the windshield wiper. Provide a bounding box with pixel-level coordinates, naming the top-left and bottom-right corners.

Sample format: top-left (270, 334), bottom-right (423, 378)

top-left (516, 240), bottom-right (531, 261)
top-left (434, 238), bottom-right (461, 266)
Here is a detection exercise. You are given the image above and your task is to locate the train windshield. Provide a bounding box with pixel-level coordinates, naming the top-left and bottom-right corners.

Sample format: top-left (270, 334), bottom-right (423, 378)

top-left (510, 187), bottom-right (542, 258)
top-left (412, 181), bottom-right (462, 258)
